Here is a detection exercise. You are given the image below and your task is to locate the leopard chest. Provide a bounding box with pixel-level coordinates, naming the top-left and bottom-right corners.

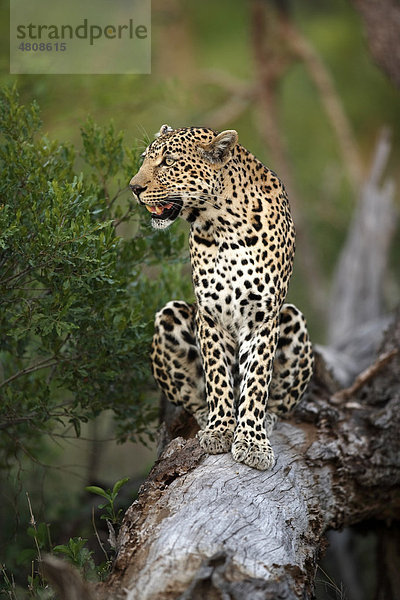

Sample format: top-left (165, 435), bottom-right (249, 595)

top-left (189, 229), bottom-right (278, 331)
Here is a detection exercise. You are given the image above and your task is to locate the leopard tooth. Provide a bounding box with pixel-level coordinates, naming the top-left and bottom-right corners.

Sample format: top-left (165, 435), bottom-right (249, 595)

top-left (155, 205), bottom-right (164, 215)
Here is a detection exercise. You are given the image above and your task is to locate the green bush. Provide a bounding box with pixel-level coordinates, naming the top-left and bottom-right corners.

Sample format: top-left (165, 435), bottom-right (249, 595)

top-left (0, 85), bottom-right (188, 463)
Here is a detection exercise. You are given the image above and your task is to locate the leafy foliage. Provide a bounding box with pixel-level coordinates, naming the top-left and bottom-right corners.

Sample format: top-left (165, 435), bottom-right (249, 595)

top-left (53, 538), bottom-right (96, 577)
top-left (0, 478), bottom-right (131, 598)
top-left (0, 86), bottom-right (188, 463)
top-left (86, 477), bottom-right (130, 525)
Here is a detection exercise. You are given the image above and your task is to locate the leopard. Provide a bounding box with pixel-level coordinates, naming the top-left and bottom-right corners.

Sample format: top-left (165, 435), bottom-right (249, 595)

top-left (129, 124), bottom-right (314, 471)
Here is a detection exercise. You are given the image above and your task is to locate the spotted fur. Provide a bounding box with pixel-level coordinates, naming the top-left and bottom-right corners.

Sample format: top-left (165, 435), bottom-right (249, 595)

top-left (130, 125), bottom-right (314, 470)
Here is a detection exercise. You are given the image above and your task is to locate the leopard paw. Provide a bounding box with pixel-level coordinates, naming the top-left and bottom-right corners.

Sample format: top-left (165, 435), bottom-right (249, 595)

top-left (194, 407), bottom-right (209, 430)
top-left (231, 435), bottom-right (275, 471)
top-left (197, 427), bottom-right (234, 454)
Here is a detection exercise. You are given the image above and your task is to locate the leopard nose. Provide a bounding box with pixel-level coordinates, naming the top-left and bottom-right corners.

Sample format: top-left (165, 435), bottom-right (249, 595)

top-left (130, 183), bottom-right (147, 197)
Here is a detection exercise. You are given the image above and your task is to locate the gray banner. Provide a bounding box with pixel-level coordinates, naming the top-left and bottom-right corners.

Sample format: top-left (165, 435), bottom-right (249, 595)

top-left (10, 0), bottom-right (151, 74)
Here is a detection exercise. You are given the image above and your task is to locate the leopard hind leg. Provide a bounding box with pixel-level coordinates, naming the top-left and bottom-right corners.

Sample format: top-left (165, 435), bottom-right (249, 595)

top-left (151, 301), bottom-right (208, 428)
top-left (268, 303), bottom-right (314, 419)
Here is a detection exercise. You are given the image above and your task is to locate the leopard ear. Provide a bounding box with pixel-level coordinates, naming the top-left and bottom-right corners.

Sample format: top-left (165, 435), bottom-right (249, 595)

top-left (156, 124), bottom-right (174, 137)
top-left (200, 130), bottom-right (238, 166)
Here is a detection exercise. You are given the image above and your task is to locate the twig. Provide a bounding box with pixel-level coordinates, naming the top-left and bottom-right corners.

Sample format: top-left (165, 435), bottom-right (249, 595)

top-left (0, 565), bottom-right (18, 600)
top-left (100, 173), bottom-right (111, 206)
top-left (113, 207), bottom-right (134, 228)
top-left (92, 506), bottom-right (109, 562)
top-left (0, 265), bottom-right (32, 286)
top-left (108, 185), bottom-right (128, 211)
top-left (0, 415), bottom-right (38, 430)
top-left (7, 434), bottom-right (88, 478)
top-left (332, 348), bottom-right (399, 403)
top-left (0, 357), bottom-right (58, 389)
top-left (26, 492), bottom-right (42, 562)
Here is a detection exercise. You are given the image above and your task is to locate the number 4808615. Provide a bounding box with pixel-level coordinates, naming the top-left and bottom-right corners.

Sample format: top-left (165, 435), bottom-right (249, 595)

top-left (18, 42), bottom-right (67, 51)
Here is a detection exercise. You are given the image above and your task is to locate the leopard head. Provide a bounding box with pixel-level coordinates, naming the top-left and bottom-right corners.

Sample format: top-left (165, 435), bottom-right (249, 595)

top-left (129, 125), bottom-right (238, 229)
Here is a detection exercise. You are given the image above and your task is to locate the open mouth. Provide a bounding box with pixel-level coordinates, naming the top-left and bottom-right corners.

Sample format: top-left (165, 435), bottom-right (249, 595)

top-left (143, 199), bottom-right (182, 221)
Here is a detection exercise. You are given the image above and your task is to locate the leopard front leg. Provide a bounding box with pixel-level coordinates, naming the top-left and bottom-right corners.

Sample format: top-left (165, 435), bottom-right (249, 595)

top-left (232, 313), bottom-right (281, 471)
top-left (195, 310), bottom-right (237, 454)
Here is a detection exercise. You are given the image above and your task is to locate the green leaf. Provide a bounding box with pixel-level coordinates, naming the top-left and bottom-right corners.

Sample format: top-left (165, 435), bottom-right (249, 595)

top-left (35, 522), bottom-right (49, 548)
top-left (71, 418), bottom-right (81, 438)
top-left (16, 548), bottom-right (36, 565)
top-left (85, 486), bottom-right (109, 500)
top-left (112, 477), bottom-right (129, 497)
top-left (53, 544), bottom-right (69, 554)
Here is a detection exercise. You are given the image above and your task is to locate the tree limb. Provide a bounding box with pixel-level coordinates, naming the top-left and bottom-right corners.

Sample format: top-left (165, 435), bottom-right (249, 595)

top-left (332, 347), bottom-right (399, 403)
top-left (92, 317), bottom-right (400, 600)
top-left (328, 128), bottom-right (397, 350)
top-left (0, 357), bottom-right (58, 390)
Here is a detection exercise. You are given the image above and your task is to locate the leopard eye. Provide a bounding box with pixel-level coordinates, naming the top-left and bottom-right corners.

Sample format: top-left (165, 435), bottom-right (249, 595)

top-left (138, 152), bottom-right (145, 166)
top-left (162, 156), bottom-right (175, 167)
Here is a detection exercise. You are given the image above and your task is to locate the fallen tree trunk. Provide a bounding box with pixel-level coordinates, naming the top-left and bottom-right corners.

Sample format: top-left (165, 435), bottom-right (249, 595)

top-left (93, 316), bottom-right (399, 600)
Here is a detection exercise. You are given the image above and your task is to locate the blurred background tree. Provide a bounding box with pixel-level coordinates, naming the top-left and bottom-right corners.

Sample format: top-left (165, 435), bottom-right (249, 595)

top-left (0, 0), bottom-right (399, 598)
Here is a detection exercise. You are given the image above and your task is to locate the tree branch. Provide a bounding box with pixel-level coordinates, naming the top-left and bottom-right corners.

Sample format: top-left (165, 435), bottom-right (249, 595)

top-left (0, 357), bottom-right (58, 390)
top-left (328, 128), bottom-right (397, 348)
top-left (89, 316), bottom-right (399, 600)
top-left (332, 347), bottom-right (399, 403)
